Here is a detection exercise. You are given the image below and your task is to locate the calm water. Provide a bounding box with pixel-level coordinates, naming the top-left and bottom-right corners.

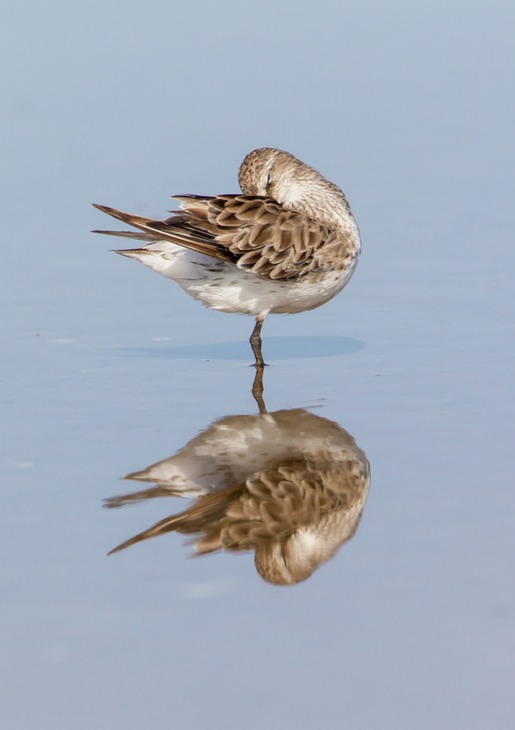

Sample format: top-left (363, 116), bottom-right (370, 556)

top-left (2, 1), bottom-right (514, 728)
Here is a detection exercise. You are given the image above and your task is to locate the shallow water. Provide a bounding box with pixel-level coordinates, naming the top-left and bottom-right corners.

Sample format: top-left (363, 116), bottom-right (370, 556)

top-left (2, 1), bottom-right (515, 728)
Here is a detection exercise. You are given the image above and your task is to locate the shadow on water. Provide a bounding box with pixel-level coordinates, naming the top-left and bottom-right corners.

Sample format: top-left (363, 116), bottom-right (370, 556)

top-left (105, 366), bottom-right (371, 586)
top-left (121, 335), bottom-right (365, 361)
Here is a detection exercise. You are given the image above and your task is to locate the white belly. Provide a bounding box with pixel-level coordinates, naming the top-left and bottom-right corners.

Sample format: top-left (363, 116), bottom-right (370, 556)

top-left (127, 243), bottom-right (357, 317)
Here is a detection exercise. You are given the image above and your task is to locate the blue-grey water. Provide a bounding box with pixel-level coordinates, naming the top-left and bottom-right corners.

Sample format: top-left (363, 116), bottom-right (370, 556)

top-left (2, 1), bottom-right (514, 728)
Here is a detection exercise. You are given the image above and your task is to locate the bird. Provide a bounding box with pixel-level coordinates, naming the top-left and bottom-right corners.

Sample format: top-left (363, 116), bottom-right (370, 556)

top-left (93, 147), bottom-right (361, 366)
top-left (104, 408), bottom-right (370, 586)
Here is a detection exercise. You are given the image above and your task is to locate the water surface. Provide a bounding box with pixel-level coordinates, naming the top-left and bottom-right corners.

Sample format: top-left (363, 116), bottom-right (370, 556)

top-left (2, 2), bottom-right (514, 728)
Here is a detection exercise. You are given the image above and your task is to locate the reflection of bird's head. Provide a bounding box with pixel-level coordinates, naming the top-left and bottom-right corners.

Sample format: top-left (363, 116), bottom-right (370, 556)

top-left (254, 530), bottom-right (344, 586)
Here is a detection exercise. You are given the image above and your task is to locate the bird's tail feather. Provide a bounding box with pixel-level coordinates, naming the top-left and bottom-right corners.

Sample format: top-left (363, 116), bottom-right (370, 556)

top-left (92, 229), bottom-right (160, 242)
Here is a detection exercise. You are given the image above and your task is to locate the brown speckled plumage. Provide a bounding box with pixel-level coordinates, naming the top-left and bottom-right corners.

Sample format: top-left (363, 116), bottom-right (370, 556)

top-left (105, 408), bottom-right (370, 585)
top-left (93, 147), bottom-right (361, 365)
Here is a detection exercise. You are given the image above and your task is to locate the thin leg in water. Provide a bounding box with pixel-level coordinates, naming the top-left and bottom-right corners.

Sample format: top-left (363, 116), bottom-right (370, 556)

top-left (249, 315), bottom-right (266, 367)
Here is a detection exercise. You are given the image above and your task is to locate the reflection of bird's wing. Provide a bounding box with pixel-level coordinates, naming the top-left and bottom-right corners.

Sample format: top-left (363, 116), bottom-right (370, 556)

top-left (103, 484), bottom-right (184, 508)
top-left (93, 195), bottom-right (334, 280)
top-left (107, 454), bottom-right (368, 556)
top-left (218, 454), bottom-right (368, 549)
top-left (107, 483), bottom-right (244, 555)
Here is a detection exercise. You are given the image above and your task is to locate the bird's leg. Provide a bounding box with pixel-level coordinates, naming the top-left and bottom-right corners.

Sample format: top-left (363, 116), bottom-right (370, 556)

top-left (251, 363), bottom-right (267, 414)
top-left (250, 316), bottom-right (266, 367)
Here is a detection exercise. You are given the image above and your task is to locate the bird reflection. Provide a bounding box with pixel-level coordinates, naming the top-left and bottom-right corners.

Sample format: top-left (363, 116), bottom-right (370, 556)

top-left (105, 373), bottom-right (370, 585)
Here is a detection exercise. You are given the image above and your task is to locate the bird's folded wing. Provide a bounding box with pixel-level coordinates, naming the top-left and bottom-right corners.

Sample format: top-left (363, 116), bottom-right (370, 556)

top-left (93, 195), bottom-right (334, 280)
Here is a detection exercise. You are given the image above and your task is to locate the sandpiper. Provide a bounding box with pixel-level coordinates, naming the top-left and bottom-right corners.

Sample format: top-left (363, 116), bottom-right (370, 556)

top-left (93, 148), bottom-right (361, 365)
top-left (105, 408), bottom-right (370, 585)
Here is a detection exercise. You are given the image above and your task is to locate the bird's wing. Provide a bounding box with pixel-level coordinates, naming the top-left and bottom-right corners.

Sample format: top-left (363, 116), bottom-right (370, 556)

top-left (93, 194), bottom-right (334, 280)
